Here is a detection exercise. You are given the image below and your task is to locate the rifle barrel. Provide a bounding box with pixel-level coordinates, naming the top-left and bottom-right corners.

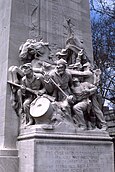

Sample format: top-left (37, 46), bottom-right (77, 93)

top-left (7, 81), bottom-right (37, 95)
top-left (50, 78), bottom-right (68, 98)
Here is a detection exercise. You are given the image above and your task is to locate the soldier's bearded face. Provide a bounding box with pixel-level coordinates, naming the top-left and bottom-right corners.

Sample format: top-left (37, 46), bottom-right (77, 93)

top-left (57, 64), bottom-right (65, 75)
top-left (24, 67), bottom-right (32, 75)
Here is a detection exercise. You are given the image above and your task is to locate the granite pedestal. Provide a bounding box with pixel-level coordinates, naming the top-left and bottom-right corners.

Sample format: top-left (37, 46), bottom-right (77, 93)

top-left (18, 125), bottom-right (114, 172)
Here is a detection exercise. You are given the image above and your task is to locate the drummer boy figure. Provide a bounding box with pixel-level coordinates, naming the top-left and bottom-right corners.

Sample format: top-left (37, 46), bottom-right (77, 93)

top-left (18, 63), bottom-right (45, 126)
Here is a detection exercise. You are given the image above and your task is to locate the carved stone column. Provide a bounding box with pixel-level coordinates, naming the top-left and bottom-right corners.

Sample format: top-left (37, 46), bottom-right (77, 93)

top-left (0, 0), bottom-right (19, 171)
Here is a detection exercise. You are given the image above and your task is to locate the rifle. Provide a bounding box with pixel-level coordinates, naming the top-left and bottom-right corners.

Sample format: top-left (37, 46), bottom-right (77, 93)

top-left (7, 81), bottom-right (37, 96)
top-left (44, 71), bottom-right (68, 98)
top-left (50, 78), bottom-right (68, 98)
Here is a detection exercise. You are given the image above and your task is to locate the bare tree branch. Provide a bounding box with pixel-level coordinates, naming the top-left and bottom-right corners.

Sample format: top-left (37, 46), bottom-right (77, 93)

top-left (90, 0), bottom-right (115, 19)
top-left (90, 1), bottom-right (115, 107)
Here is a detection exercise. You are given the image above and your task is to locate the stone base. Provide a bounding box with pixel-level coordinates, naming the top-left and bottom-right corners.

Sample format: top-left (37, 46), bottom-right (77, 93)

top-left (18, 125), bottom-right (114, 172)
top-left (0, 149), bottom-right (19, 172)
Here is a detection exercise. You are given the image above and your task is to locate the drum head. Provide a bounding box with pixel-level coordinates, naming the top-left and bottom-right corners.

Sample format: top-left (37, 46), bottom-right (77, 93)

top-left (30, 97), bottom-right (51, 118)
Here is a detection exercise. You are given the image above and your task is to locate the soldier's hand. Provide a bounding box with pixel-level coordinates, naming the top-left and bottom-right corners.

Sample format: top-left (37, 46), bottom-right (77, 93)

top-left (37, 90), bottom-right (44, 96)
top-left (67, 95), bottom-right (74, 104)
top-left (20, 85), bottom-right (26, 93)
top-left (33, 90), bottom-right (40, 96)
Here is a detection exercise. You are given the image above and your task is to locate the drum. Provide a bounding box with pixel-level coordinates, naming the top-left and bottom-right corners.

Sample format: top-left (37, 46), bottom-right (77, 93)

top-left (30, 97), bottom-right (53, 123)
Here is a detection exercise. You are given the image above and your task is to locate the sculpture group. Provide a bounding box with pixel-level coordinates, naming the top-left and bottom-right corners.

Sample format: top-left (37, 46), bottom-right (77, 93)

top-left (8, 19), bottom-right (107, 131)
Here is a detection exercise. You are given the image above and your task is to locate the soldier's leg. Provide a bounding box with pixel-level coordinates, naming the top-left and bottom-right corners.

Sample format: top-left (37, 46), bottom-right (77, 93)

top-left (23, 98), bottom-right (34, 126)
top-left (92, 95), bottom-right (107, 128)
top-left (73, 101), bottom-right (87, 128)
top-left (61, 100), bottom-right (73, 122)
